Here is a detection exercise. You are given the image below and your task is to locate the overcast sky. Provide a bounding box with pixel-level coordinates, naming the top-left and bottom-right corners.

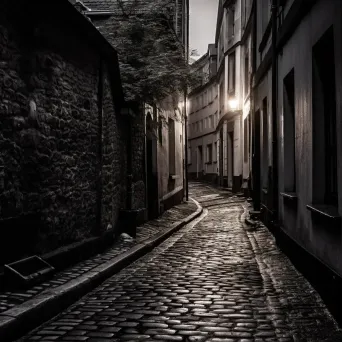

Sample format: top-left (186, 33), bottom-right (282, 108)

top-left (189, 0), bottom-right (219, 57)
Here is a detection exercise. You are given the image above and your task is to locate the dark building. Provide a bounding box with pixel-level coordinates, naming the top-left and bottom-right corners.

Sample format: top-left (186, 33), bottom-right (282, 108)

top-left (0, 0), bottom-right (145, 266)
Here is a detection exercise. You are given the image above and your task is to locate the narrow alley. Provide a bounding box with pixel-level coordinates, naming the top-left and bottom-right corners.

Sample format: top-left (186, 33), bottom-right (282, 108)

top-left (20, 183), bottom-right (342, 342)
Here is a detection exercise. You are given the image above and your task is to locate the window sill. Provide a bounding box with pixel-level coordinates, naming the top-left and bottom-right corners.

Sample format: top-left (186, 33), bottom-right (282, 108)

top-left (213, 161), bottom-right (217, 164)
top-left (262, 188), bottom-right (268, 195)
top-left (205, 161), bottom-right (213, 165)
top-left (306, 204), bottom-right (341, 222)
top-left (169, 174), bottom-right (180, 180)
top-left (280, 192), bottom-right (298, 201)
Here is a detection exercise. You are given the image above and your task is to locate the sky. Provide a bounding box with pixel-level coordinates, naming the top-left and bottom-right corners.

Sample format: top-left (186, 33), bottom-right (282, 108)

top-left (189, 0), bottom-right (219, 58)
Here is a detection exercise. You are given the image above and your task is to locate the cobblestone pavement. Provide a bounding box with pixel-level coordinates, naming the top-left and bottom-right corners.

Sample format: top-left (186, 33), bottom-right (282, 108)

top-left (0, 201), bottom-right (197, 314)
top-left (20, 183), bottom-right (342, 341)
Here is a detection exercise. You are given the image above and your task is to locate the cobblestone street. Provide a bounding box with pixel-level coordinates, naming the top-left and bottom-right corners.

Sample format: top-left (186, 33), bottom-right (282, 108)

top-left (20, 183), bottom-right (342, 341)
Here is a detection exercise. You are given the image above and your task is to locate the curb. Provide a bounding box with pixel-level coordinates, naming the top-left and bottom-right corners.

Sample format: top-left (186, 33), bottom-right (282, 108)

top-left (0, 199), bottom-right (203, 342)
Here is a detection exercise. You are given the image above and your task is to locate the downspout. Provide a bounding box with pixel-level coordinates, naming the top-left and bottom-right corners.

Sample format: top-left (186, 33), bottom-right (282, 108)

top-left (271, 0), bottom-right (279, 219)
top-left (251, 0), bottom-right (261, 211)
top-left (184, 0), bottom-right (190, 201)
top-left (144, 103), bottom-right (148, 219)
top-left (95, 59), bottom-right (104, 235)
top-left (184, 89), bottom-right (189, 201)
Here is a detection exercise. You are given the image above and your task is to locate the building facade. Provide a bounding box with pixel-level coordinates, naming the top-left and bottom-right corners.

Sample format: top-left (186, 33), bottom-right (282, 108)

top-left (252, 0), bottom-right (342, 277)
top-left (188, 45), bottom-right (219, 183)
top-left (83, 0), bottom-right (189, 219)
top-left (215, 0), bottom-right (254, 192)
top-left (187, 0), bottom-right (253, 193)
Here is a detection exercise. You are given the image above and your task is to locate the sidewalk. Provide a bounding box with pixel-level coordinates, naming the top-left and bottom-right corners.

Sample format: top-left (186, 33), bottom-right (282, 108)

top-left (0, 199), bottom-right (202, 341)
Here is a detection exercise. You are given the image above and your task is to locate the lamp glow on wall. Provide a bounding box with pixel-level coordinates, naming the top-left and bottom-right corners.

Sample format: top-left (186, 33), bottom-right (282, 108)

top-left (228, 97), bottom-right (238, 110)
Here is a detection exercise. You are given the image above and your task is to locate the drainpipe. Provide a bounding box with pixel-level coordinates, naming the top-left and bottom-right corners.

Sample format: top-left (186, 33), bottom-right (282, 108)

top-left (251, 0), bottom-right (261, 211)
top-left (144, 103), bottom-right (148, 220)
top-left (95, 59), bottom-right (103, 235)
top-left (184, 89), bottom-right (189, 201)
top-left (271, 0), bottom-right (279, 219)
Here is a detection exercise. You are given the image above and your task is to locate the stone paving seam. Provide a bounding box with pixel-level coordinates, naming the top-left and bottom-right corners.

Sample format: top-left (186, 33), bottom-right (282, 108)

top-left (0, 198), bottom-right (203, 342)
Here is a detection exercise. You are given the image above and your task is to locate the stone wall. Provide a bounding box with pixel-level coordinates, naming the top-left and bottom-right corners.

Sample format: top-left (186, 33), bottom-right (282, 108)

top-left (0, 0), bottom-right (145, 263)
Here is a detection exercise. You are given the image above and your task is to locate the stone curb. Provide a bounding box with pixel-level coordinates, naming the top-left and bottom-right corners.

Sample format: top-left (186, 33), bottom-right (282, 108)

top-left (0, 198), bottom-right (203, 342)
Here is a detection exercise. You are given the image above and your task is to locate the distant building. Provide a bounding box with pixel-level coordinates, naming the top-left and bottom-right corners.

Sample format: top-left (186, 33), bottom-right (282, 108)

top-left (216, 0), bottom-right (254, 192)
top-left (188, 45), bottom-right (219, 183)
top-left (187, 0), bottom-right (253, 192)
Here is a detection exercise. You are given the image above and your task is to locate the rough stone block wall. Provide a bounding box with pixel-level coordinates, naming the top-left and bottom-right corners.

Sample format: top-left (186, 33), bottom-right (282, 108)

top-left (0, 2), bottom-right (145, 262)
top-left (101, 70), bottom-right (126, 230)
top-left (132, 114), bottom-right (146, 210)
top-left (0, 13), bottom-right (99, 255)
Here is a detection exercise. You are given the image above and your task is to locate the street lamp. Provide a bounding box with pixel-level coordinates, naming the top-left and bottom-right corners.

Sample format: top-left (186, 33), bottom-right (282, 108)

top-left (228, 97), bottom-right (238, 110)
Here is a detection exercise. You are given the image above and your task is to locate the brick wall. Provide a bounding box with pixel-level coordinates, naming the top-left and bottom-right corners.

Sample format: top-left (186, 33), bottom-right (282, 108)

top-left (0, 0), bottom-right (145, 263)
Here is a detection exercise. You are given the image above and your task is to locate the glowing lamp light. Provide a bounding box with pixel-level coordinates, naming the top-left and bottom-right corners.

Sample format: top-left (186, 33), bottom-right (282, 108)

top-left (228, 98), bottom-right (238, 110)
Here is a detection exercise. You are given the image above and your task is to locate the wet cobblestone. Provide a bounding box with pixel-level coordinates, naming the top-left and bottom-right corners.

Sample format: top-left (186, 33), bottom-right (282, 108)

top-left (20, 183), bottom-right (342, 341)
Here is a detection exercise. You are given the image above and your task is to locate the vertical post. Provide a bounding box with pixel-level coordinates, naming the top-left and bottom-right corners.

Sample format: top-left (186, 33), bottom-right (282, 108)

top-left (184, 88), bottom-right (189, 201)
top-left (251, 0), bottom-right (261, 211)
top-left (271, 0), bottom-right (278, 219)
top-left (96, 59), bottom-right (103, 235)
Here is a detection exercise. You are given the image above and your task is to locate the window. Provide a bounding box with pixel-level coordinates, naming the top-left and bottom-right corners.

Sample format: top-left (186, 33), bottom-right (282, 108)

top-left (261, 0), bottom-right (270, 34)
top-left (244, 117), bottom-right (249, 163)
top-left (188, 146), bottom-right (192, 164)
top-left (168, 118), bottom-right (176, 175)
top-left (283, 69), bottom-right (296, 192)
top-left (312, 26), bottom-right (337, 206)
top-left (228, 52), bottom-right (236, 95)
top-left (158, 115), bottom-right (163, 144)
top-left (219, 82), bottom-right (224, 111)
top-left (214, 141), bottom-right (218, 161)
top-left (211, 115), bottom-right (214, 128)
top-left (228, 7), bottom-right (235, 39)
top-left (244, 54), bottom-right (249, 96)
top-left (262, 97), bottom-right (268, 189)
top-left (207, 144), bottom-right (213, 163)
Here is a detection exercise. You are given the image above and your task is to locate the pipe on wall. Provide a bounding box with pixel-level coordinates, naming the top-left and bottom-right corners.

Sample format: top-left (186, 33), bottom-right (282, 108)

top-left (251, 0), bottom-right (261, 211)
top-left (271, 0), bottom-right (279, 219)
top-left (95, 58), bottom-right (104, 235)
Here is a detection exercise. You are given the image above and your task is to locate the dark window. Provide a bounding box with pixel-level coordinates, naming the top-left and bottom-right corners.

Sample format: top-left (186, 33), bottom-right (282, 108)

top-left (261, 0), bottom-right (270, 34)
top-left (244, 117), bottom-right (249, 162)
top-left (227, 6), bottom-right (235, 41)
top-left (220, 82), bottom-right (224, 112)
top-left (228, 52), bottom-right (236, 95)
top-left (283, 68), bottom-right (296, 192)
top-left (262, 97), bottom-right (268, 189)
top-left (244, 54), bottom-right (249, 95)
top-left (207, 144), bottom-right (213, 163)
top-left (312, 26), bottom-right (338, 206)
top-left (168, 118), bottom-right (176, 175)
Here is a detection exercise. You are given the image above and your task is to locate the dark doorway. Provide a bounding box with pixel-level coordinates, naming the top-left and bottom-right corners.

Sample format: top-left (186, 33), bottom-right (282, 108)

top-left (252, 109), bottom-right (261, 210)
top-left (219, 128), bottom-right (224, 186)
top-left (228, 131), bottom-right (234, 188)
top-left (146, 114), bottom-right (159, 220)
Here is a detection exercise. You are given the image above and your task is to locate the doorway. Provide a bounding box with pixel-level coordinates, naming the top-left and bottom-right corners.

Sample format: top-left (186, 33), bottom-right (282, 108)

top-left (146, 114), bottom-right (159, 220)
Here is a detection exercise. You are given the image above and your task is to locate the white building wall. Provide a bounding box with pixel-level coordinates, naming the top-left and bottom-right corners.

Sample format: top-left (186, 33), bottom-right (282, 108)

top-left (274, 0), bottom-right (342, 276)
